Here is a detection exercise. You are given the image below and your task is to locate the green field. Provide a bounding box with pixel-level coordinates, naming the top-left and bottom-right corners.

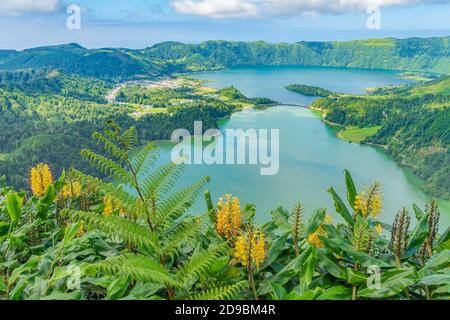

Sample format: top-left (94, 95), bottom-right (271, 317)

top-left (339, 126), bottom-right (382, 143)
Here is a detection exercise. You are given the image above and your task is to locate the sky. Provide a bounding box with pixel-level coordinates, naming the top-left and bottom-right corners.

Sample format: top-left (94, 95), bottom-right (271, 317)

top-left (0, 0), bottom-right (449, 49)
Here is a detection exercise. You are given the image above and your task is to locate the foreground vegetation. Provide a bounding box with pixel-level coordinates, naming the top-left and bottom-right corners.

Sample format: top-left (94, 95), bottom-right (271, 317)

top-left (311, 76), bottom-right (450, 199)
top-left (1, 125), bottom-right (448, 300)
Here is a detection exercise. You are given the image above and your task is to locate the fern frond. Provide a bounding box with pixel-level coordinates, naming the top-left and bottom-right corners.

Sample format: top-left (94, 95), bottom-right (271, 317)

top-left (80, 149), bottom-right (133, 185)
top-left (161, 216), bottom-right (206, 258)
top-left (131, 142), bottom-right (158, 176)
top-left (189, 281), bottom-right (248, 300)
top-left (119, 126), bottom-right (138, 152)
top-left (69, 210), bottom-right (159, 253)
top-left (156, 177), bottom-right (210, 229)
top-left (176, 244), bottom-right (227, 287)
top-left (93, 254), bottom-right (178, 287)
top-left (140, 162), bottom-right (184, 199)
top-left (92, 131), bottom-right (127, 161)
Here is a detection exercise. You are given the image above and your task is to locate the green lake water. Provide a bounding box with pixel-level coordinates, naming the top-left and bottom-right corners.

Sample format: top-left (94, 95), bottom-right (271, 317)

top-left (155, 66), bottom-right (450, 227)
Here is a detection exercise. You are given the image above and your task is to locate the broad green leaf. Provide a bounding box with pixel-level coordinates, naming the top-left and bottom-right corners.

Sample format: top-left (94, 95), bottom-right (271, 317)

top-left (90, 236), bottom-right (120, 257)
top-left (419, 274), bottom-right (450, 286)
top-left (317, 285), bottom-right (352, 300)
top-left (242, 203), bottom-right (256, 223)
top-left (437, 227), bottom-right (450, 244)
top-left (261, 232), bottom-right (289, 270)
top-left (344, 170), bottom-right (357, 211)
top-left (42, 291), bottom-right (81, 300)
top-left (317, 251), bottom-right (347, 280)
top-left (258, 246), bottom-right (313, 295)
top-left (0, 222), bottom-right (10, 238)
top-left (412, 204), bottom-right (425, 221)
top-left (358, 268), bottom-right (418, 299)
top-left (304, 209), bottom-right (326, 237)
top-left (327, 187), bottom-right (354, 227)
top-left (299, 246), bottom-right (318, 287)
top-left (346, 268), bottom-right (368, 286)
top-left (419, 250), bottom-right (450, 278)
top-left (107, 276), bottom-right (131, 300)
top-left (5, 192), bottom-right (24, 223)
top-left (271, 283), bottom-right (287, 300)
top-left (404, 212), bottom-right (429, 259)
top-left (63, 222), bottom-right (82, 244)
top-left (270, 207), bottom-right (291, 232)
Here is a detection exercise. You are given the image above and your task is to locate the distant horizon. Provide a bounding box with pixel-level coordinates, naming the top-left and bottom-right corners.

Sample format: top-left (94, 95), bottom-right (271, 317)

top-left (2, 34), bottom-right (450, 51)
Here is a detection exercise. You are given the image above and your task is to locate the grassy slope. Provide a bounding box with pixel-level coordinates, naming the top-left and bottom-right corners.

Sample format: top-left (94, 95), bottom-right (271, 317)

top-left (338, 126), bottom-right (382, 143)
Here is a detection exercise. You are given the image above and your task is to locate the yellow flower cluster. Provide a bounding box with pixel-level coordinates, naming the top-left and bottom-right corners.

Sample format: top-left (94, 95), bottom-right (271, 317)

top-left (234, 229), bottom-right (266, 269)
top-left (60, 181), bottom-right (82, 199)
top-left (103, 196), bottom-right (125, 217)
top-left (375, 223), bottom-right (383, 235)
top-left (216, 195), bottom-right (242, 239)
top-left (30, 163), bottom-right (53, 197)
top-left (76, 222), bottom-right (85, 238)
top-left (307, 215), bottom-right (333, 248)
top-left (354, 184), bottom-right (382, 219)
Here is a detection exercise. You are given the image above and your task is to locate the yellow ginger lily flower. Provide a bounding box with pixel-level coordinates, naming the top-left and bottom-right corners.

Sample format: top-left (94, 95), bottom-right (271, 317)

top-left (60, 181), bottom-right (82, 199)
top-left (354, 182), bottom-right (382, 219)
top-left (30, 163), bottom-right (53, 197)
top-left (234, 228), bottom-right (266, 269)
top-left (307, 214), bottom-right (333, 248)
top-left (216, 194), bottom-right (242, 239)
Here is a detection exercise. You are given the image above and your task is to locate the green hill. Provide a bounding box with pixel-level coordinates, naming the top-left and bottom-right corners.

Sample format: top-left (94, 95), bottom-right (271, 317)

top-left (312, 76), bottom-right (450, 199)
top-left (0, 37), bottom-right (449, 78)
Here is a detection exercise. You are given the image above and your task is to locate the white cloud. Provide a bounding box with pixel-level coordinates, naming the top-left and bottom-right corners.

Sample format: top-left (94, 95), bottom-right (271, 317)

top-left (170, 0), bottom-right (450, 18)
top-left (171, 0), bottom-right (258, 18)
top-left (0, 0), bottom-right (61, 16)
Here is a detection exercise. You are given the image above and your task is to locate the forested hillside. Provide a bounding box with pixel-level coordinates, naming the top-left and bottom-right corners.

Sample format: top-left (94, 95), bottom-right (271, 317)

top-left (0, 70), bottom-right (242, 190)
top-left (312, 76), bottom-right (450, 199)
top-left (144, 37), bottom-right (450, 74)
top-left (1, 37), bottom-right (449, 77)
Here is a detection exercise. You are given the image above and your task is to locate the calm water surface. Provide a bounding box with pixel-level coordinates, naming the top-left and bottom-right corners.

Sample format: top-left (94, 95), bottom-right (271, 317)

top-left (155, 66), bottom-right (449, 226)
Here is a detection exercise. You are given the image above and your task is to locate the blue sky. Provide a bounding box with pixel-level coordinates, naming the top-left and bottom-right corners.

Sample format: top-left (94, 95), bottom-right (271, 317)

top-left (0, 0), bottom-right (449, 49)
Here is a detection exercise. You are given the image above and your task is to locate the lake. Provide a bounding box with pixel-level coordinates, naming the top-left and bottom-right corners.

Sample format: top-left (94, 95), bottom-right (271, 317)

top-left (155, 66), bottom-right (450, 227)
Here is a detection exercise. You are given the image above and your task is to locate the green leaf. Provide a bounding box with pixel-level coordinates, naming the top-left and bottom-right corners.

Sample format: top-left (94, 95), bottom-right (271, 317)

top-left (304, 209), bottom-right (326, 237)
top-left (261, 232), bottom-right (289, 270)
top-left (271, 283), bottom-right (287, 300)
top-left (358, 268), bottom-right (418, 299)
top-left (107, 276), bottom-right (131, 300)
top-left (89, 236), bottom-right (120, 257)
top-left (419, 250), bottom-right (450, 278)
top-left (5, 192), bottom-right (24, 223)
top-left (42, 291), bottom-right (82, 300)
top-left (299, 246), bottom-right (318, 287)
top-left (344, 170), bottom-right (357, 211)
top-left (258, 246), bottom-right (313, 295)
top-left (419, 274), bottom-right (450, 286)
top-left (437, 227), bottom-right (450, 245)
top-left (317, 285), bottom-right (352, 300)
top-left (346, 268), bottom-right (368, 286)
top-left (270, 207), bottom-right (291, 232)
top-left (412, 204), bottom-right (425, 222)
top-left (63, 223), bottom-right (82, 244)
top-left (327, 187), bottom-right (354, 227)
top-left (0, 222), bottom-right (10, 238)
top-left (317, 251), bottom-right (347, 280)
top-left (404, 212), bottom-right (429, 259)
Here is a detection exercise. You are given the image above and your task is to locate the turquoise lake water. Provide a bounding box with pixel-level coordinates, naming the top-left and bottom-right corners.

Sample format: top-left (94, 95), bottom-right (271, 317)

top-left (154, 66), bottom-right (449, 227)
